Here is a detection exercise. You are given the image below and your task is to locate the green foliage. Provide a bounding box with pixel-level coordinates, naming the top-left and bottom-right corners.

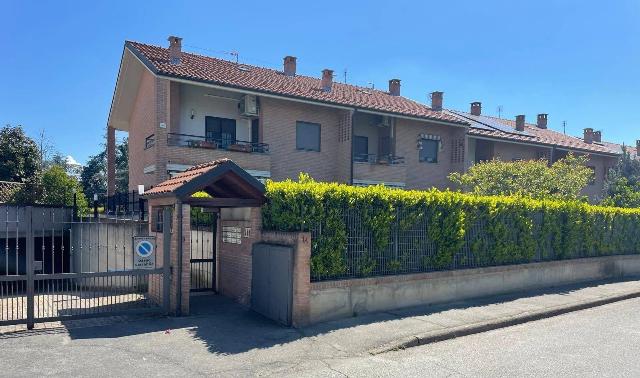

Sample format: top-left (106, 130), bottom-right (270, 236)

top-left (449, 153), bottom-right (593, 201)
top-left (0, 125), bottom-right (41, 183)
top-left (80, 137), bottom-right (129, 199)
top-left (602, 148), bottom-right (640, 208)
top-left (12, 165), bottom-right (89, 213)
top-left (263, 175), bottom-right (640, 280)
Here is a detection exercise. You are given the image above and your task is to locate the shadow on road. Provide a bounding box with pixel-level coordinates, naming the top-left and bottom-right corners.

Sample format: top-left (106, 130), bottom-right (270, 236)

top-left (1, 277), bottom-right (637, 355)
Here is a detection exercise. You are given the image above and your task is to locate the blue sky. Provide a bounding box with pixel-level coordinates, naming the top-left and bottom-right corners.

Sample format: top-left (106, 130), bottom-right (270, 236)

top-left (2, 0), bottom-right (639, 164)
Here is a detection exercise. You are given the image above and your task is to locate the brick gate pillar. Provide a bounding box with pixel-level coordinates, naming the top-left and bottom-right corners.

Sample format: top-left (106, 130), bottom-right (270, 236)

top-left (170, 201), bottom-right (191, 315)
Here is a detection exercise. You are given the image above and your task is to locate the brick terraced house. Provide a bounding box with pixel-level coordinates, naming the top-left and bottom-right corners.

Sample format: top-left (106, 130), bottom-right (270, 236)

top-left (107, 36), bottom-right (626, 201)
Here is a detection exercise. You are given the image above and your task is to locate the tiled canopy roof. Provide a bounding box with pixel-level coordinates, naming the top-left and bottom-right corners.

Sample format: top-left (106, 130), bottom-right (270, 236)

top-left (125, 41), bottom-right (467, 126)
top-left (144, 159), bottom-right (265, 203)
top-left (0, 181), bottom-right (22, 203)
top-left (144, 159), bottom-right (232, 196)
top-left (449, 111), bottom-right (620, 156)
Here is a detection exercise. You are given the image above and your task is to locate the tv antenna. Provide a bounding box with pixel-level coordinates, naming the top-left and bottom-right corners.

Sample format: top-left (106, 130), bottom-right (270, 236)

top-left (343, 69), bottom-right (347, 84)
top-left (229, 50), bottom-right (239, 64)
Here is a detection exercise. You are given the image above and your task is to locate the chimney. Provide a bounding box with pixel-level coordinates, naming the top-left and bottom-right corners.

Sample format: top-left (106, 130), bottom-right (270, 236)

top-left (431, 91), bottom-right (443, 111)
top-left (283, 56), bottom-right (297, 76)
top-left (389, 79), bottom-right (401, 96)
top-left (593, 130), bottom-right (602, 143)
top-left (515, 115), bottom-right (525, 131)
top-left (321, 69), bottom-right (333, 92)
top-left (583, 128), bottom-right (594, 144)
top-left (167, 36), bottom-right (183, 65)
top-left (470, 102), bottom-right (482, 116)
top-left (537, 114), bottom-right (548, 129)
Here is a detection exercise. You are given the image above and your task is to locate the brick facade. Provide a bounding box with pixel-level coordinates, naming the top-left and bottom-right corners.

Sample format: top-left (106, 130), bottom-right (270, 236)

top-left (217, 207), bottom-right (262, 306)
top-left (396, 118), bottom-right (467, 190)
top-left (128, 70), bottom-right (157, 190)
top-left (261, 97), bottom-right (349, 182)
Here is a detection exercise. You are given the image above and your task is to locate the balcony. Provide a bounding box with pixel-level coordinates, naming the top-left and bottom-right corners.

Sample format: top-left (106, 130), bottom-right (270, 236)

top-left (165, 133), bottom-right (271, 172)
top-left (167, 133), bottom-right (269, 153)
top-left (353, 153), bottom-right (407, 186)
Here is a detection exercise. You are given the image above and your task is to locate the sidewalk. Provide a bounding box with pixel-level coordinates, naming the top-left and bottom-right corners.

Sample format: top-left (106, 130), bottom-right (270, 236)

top-left (301, 278), bottom-right (640, 355)
top-left (1, 278), bottom-right (640, 376)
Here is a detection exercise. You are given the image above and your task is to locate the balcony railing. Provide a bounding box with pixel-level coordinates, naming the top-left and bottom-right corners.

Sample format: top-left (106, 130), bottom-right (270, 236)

top-left (167, 133), bottom-right (269, 154)
top-left (353, 153), bottom-right (405, 165)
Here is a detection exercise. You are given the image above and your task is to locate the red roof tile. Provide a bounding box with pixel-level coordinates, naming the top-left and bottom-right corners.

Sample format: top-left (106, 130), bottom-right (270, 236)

top-left (144, 159), bottom-right (231, 196)
top-left (449, 111), bottom-right (620, 156)
top-left (126, 41), bottom-right (467, 126)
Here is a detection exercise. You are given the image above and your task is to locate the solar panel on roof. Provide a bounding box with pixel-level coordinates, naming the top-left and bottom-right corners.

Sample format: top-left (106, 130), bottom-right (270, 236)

top-left (449, 111), bottom-right (531, 136)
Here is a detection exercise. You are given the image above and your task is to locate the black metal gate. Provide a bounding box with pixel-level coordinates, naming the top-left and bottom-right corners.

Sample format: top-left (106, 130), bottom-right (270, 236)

top-left (0, 205), bottom-right (170, 329)
top-left (190, 207), bottom-right (216, 292)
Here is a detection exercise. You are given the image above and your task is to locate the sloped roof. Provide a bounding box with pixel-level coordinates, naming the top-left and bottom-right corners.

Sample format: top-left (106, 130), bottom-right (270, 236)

top-left (125, 41), bottom-right (467, 126)
top-left (600, 141), bottom-right (640, 160)
top-left (448, 110), bottom-right (620, 156)
top-left (144, 159), bottom-right (265, 202)
top-left (0, 181), bottom-right (22, 203)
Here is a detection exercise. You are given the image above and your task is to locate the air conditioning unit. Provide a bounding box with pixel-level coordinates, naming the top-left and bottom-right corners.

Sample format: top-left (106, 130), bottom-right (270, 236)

top-left (377, 115), bottom-right (391, 128)
top-left (239, 95), bottom-right (259, 117)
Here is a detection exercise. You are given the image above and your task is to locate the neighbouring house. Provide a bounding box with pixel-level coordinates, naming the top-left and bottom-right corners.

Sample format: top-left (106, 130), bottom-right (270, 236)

top-left (0, 181), bottom-right (23, 203)
top-left (445, 103), bottom-right (621, 199)
top-left (107, 36), bottom-right (468, 195)
top-left (106, 36), bottom-right (626, 201)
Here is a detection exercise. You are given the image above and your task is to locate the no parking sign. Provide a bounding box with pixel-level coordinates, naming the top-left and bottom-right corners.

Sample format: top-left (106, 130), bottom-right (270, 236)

top-left (133, 236), bottom-right (156, 269)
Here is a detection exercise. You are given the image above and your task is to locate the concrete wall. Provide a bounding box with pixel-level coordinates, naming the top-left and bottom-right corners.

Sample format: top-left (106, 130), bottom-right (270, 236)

top-left (308, 255), bottom-right (640, 324)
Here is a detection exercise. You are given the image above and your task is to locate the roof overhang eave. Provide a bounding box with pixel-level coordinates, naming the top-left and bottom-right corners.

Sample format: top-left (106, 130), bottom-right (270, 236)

top-left (124, 42), bottom-right (468, 129)
top-left (468, 133), bottom-right (621, 158)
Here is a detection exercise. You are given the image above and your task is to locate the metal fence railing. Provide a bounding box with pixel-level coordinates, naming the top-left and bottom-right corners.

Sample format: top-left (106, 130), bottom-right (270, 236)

top-left (98, 191), bottom-right (148, 221)
top-left (167, 133), bottom-right (269, 154)
top-left (307, 206), bottom-right (628, 282)
top-left (0, 204), bottom-right (169, 329)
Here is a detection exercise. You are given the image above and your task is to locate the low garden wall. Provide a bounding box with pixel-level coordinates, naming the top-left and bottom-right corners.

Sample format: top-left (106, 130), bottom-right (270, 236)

top-left (262, 178), bottom-right (640, 325)
top-left (308, 255), bottom-right (640, 323)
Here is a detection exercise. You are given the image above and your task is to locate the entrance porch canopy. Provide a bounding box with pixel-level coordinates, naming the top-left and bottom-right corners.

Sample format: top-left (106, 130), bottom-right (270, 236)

top-left (143, 159), bottom-right (266, 207)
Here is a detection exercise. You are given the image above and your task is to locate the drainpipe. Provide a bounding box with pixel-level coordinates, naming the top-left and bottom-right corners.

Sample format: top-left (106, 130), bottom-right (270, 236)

top-left (350, 109), bottom-right (357, 185)
top-left (176, 199), bottom-right (183, 316)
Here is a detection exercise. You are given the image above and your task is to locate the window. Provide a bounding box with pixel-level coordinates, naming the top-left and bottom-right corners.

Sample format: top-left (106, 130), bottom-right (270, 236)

top-left (205, 116), bottom-right (236, 148)
top-left (419, 139), bottom-right (439, 163)
top-left (353, 135), bottom-right (368, 162)
top-left (296, 121), bottom-right (321, 151)
top-left (155, 208), bottom-right (164, 232)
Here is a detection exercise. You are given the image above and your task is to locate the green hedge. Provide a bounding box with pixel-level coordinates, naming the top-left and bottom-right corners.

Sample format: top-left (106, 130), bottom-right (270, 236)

top-left (262, 176), bottom-right (640, 281)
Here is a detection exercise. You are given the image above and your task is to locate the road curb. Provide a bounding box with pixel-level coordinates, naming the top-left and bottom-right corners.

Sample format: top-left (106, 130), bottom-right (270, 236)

top-left (369, 290), bottom-right (640, 355)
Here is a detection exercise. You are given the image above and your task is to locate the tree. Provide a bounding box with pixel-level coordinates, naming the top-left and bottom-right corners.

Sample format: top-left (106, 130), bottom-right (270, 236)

top-left (40, 165), bottom-right (88, 211)
top-left (0, 125), bottom-right (41, 183)
top-left (601, 147), bottom-right (640, 208)
top-left (116, 137), bottom-right (129, 193)
top-left (81, 150), bottom-right (106, 201)
top-left (449, 153), bottom-right (593, 201)
top-left (11, 165), bottom-right (89, 213)
top-left (80, 137), bottom-right (128, 199)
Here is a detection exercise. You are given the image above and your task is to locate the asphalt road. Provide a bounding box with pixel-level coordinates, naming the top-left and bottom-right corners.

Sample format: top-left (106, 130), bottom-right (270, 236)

top-left (2, 297), bottom-right (640, 377)
top-left (312, 298), bottom-right (640, 378)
